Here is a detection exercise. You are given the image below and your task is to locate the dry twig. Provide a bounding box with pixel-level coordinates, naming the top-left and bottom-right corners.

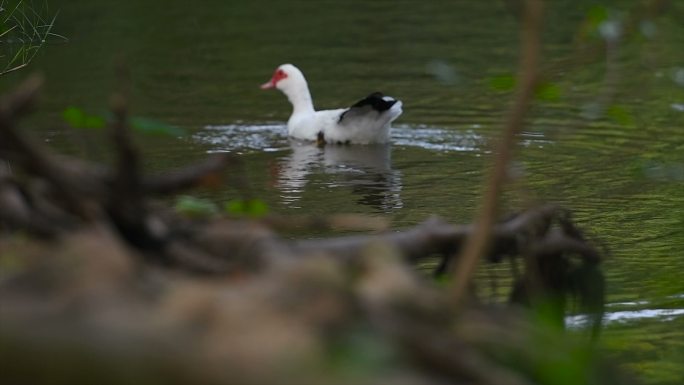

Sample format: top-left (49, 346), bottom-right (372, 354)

top-left (450, 0), bottom-right (544, 305)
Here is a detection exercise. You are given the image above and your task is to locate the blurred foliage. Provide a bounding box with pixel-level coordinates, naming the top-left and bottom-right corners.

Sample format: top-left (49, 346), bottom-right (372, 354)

top-left (225, 199), bottom-right (269, 217)
top-left (488, 73), bottom-right (516, 91)
top-left (129, 116), bottom-right (186, 137)
top-left (173, 196), bottom-right (269, 219)
top-left (577, 5), bottom-right (611, 41)
top-left (487, 75), bottom-right (561, 101)
top-left (535, 81), bottom-right (562, 101)
top-left (63, 107), bottom-right (186, 137)
top-left (325, 327), bottom-right (396, 379)
top-left (62, 106), bottom-right (105, 129)
top-left (174, 195), bottom-right (218, 218)
top-left (606, 105), bottom-right (635, 126)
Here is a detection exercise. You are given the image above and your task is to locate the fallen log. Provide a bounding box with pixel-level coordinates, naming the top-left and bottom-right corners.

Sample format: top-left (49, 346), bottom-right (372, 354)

top-left (0, 78), bottom-right (616, 385)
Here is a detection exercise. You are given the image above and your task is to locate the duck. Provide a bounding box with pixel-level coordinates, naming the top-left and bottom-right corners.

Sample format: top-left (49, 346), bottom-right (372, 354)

top-left (260, 64), bottom-right (402, 144)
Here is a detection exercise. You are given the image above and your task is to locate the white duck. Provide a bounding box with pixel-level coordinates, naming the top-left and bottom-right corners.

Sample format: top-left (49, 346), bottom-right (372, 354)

top-left (261, 64), bottom-right (402, 144)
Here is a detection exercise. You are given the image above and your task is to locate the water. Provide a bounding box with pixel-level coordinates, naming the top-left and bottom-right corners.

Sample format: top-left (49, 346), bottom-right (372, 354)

top-left (2, 0), bottom-right (683, 382)
top-left (568, 294), bottom-right (684, 328)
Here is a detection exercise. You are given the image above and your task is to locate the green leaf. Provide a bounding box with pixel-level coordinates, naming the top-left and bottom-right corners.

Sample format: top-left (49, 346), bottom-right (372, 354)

top-left (586, 5), bottom-right (609, 29)
top-left (224, 199), bottom-right (269, 217)
top-left (433, 274), bottom-right (450, 287)
top-left (62, 107), bottom-right (105, 129)
top-left (174, 195), bottom-right (219, 218)
top-left (488, 74), bottom-right (516, 91)
top-left (577, 5), bottom-right (611, 42)
top-left (130, 117), bottom-right (186, 137)
top-left (83, 114), bottom-right (106, 129)
top-left (606, 104), bottom-right (634, 126)
top-left (246, 199), bottom-right (269, 216)
top-left (62, 106), bottom-right (84, 127)
top-left (225, 200), bottom-right (246, 215)
top-left (535, 82), bottom-right (561, 101)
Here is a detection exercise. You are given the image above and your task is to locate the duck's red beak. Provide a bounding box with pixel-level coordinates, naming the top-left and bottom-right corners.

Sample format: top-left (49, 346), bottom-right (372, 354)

top-left (260, 69), bottom-right (287, 90)
top-left (260, 80), bottom-right (275, 89)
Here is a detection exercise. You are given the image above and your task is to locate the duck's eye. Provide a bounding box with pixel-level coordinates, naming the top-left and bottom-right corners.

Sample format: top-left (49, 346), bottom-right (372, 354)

top-left (270, 68), bottom-right (288, 85)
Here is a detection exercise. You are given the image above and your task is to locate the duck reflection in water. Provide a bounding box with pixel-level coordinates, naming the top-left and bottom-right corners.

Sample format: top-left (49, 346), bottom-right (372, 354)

top-left (276, 140), bottom-right (402, 212)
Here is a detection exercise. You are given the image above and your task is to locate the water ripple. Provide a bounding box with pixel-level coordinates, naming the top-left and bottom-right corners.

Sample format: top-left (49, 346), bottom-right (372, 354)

top-left (193, 122), bottom-right (548, 153)
top-left (196, 123), bottom-right (289, 152)
top-left (567, 293), bottom-right (684, 328)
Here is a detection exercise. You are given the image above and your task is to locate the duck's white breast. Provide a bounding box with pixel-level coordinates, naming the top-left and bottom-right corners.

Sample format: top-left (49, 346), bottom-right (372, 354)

top-left (287, 109), bottom-right (345, 141)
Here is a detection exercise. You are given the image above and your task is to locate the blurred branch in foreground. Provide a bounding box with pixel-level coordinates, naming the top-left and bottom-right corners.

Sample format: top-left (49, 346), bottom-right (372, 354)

top-left (0, 75), bottom-right (621, 385)
top-left (450, 0), bottom-right (543, 305)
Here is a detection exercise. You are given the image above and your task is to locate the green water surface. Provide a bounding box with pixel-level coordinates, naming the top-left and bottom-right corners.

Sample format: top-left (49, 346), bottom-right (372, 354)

top-left (1, 1), bottom-right (683, 383)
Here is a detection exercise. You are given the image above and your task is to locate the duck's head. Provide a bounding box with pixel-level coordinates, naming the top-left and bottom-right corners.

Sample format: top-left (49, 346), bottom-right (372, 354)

top-left (260, 64), bottom-right (306, 93)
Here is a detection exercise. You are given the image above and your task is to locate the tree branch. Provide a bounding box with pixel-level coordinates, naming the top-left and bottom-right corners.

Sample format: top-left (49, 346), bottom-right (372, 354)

top-left (450, 0), bottom-right (544, 305)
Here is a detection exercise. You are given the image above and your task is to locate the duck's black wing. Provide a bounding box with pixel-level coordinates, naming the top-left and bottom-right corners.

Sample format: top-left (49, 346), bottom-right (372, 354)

top-left (338, 92), bottom-right (399, 124)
